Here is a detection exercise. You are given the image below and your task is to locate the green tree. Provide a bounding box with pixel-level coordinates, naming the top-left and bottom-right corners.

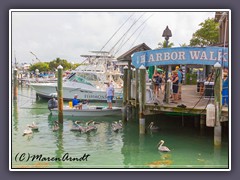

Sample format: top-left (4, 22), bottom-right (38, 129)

top-left (179, 43), bottom-right (188, 47)
top-left (49, 58), bottom-right (72, 71)
top-left (29, 62), bottom-right (50, 72)
top-left (157, 40), bottom-right (174, 49)
top-left (190, 18), bottom-right (219, 47)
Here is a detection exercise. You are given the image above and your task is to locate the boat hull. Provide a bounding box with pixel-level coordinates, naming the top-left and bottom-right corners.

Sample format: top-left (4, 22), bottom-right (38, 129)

top-left (30, 82), bottom-right (123, 101)
top-left (50, 106), bottom-right (122, 117)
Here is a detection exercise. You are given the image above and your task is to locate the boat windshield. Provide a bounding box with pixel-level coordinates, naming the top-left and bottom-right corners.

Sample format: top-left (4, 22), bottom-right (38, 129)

top-left (68, 73), bottom-right (98, 86)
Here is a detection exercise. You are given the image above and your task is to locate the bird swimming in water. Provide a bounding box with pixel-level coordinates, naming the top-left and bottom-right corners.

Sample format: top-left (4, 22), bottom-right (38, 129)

top-left (112, 120), bottom-right (122, 132)
top-left (158, 140), bottom-right (170, 152)
top-left (23, 127), bottom-right (33, 136)
top-left (27, 122), bottom-right (39, 131)
top-left (85, 120), bottom-right (98, 133)
top-left (148, 122), bottom-right (159, 131)
top-left (52, 121), bottom-right (59, 132)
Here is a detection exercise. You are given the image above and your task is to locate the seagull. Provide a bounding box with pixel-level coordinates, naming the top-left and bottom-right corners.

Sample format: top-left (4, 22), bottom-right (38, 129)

top-left (158, 140), bottom-right (170, 152)
top-left (23, 127), bottom-right (33, 136)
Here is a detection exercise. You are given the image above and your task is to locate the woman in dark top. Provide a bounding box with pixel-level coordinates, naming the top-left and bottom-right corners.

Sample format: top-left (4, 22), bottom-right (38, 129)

top-left (152, 70), bottom-right (160, 97)
top-left (171, 71), bottom-right (179, 103)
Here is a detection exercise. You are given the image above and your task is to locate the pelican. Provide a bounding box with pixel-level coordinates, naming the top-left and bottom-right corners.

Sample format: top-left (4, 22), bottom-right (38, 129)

top-left (158, 140), bottom-right (170, 152)
top-left (112, 120), bottom-right (122, 132)
top-left (74, 121), bottom-right (86, 133)
top-left (85, 120), bottom-right (97, 133)
top-left (23, 127), bottom-right (33, 136)
top-left (52, 121), bottom-right (59, 132)
top-left (27, 122), bottom-right (38, 131)
top-left (148, 122), bottom-right (159, 131)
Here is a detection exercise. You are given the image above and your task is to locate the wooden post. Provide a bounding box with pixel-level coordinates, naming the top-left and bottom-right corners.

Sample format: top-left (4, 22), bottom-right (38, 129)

top-left (139, 65), bottom-right (146, 134)
top-left (13, 68), bottom-right (18, 100)
top-left (134, 68), bottom-right (139, 120)
top-left (127, 61), bottom-right (131, 102)
top-left (57, 65), bottom-right (64, 124)
top-left (122, 66), bottom-right (128, 121)
top-left (135, 68), bottom-right (139, 105)
top-left (200, 114), bottom-right (206, 128)
top-left (214, 62), bottom-right (222, 146)
top-left (166, 80), bottom-right (171, 104)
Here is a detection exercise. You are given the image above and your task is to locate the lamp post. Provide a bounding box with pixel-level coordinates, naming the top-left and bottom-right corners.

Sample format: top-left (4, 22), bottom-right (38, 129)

top-left (162, 26), bottom-right (172, 102)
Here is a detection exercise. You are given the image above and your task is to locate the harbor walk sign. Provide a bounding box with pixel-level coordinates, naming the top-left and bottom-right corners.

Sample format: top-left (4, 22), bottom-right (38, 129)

top-left (131, 47), bottom-right (229, 68)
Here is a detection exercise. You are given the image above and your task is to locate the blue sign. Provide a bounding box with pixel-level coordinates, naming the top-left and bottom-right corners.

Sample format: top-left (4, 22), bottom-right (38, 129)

top-left (131, 47), bottom-right (228, 68)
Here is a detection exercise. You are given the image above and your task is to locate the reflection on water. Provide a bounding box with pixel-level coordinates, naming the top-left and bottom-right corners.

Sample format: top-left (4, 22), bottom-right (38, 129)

top-left (11, 87), bottom-right (229, 169)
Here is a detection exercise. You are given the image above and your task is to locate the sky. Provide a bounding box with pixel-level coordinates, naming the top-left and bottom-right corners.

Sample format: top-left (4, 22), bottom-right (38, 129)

top-left (11, 10), bottom-right (216, 65)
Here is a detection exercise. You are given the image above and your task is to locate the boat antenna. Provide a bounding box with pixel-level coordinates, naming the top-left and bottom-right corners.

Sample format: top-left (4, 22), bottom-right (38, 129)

top-left (99, 13), bottom-right (135, 53)
top-left (14, 50), bottom-right (17, 69)
top-left (109, 13), bottom-right (145, 55)
top-left (129, 23), bottom-right (147, 49)
top-left (114, 13), bottom-right (153, 55)
top-left (30, 51), bottom-right (41, 62)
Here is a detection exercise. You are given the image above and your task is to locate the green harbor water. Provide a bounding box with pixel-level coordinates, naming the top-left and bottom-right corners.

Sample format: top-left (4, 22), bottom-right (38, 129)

top-left (11, 87), bottom-right (229, 169)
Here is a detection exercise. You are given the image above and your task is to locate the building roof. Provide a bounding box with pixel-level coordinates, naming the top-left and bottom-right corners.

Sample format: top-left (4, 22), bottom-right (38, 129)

top-left (117, 43), bottom-right (152, 61)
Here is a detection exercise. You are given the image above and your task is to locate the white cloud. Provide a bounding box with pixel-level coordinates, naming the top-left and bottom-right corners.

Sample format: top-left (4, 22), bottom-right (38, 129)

top-left (11, 10), bottom-right (215, 64)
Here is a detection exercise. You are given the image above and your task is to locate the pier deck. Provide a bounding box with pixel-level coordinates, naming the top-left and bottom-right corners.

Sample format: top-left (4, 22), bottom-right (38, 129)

top-left (130, 85), bottom-right (228, 120)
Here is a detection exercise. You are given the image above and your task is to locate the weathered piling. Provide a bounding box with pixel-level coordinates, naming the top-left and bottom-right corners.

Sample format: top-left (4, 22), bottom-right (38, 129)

top-left (139, 65), bottom-right (146, 134)
top-left (166, 80), bottom-right (171, 104)
top-left (122, 66), bottom-right (128, 121)
top-left (13, 68), bottom-right (18, 100)
top-left (57, 65), bottom-right (64, 124)
top-left (35, 69), bottom-right (39, 81)
top-left (214, 62), bottom-right (222, 146)
top-left (127, 61), bottom-right (131, 102)
top-left (134, 68), bottom-right (139, 120)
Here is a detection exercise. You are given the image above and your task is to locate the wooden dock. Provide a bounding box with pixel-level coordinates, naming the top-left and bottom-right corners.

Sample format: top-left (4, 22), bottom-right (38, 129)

top-left (140, 85), bottom-right (228, 120)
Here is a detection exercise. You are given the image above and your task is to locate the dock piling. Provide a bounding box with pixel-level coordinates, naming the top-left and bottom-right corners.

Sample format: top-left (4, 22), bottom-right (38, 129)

top-left (214, 62), bottom-right (222, 146)
top-left (13, 68), bottom-right (18, 100)
top-left (122, 66), bottom-right (128, 122)
top-left (57, 65), bottom-right (64, 124)
top-left (139, 65), bottom-right (146, 134)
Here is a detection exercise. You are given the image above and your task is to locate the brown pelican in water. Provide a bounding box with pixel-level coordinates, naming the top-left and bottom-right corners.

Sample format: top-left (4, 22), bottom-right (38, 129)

top-left (112, 120), bottom-right (122, 132)
top-left (85, 120), bottom-right (98, 133)
top-left (23, 127), bottom-right (33, 136)
top-left (70, 121), bottom-right (86, 132)
top-left (148, 122), bottom-right (159, 131)
top-left (158, 140), bottom-right (170, 152)
top-left (27, 122), bottom-right (39, 131)
top-left (52, 121), bottom-right (59, 132)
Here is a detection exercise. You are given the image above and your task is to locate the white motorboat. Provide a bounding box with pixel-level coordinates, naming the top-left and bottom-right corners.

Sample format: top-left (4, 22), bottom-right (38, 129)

top-left (30, 52), bottom-right (123, 101)
top-left (50, 105), bottom-right (122, 117)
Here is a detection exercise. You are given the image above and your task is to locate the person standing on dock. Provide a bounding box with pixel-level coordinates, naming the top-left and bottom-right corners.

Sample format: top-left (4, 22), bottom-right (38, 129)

top-left (175, 66), bottom-right (182, 100)
top-left (152, 70), bottom-right (161, 97)
top-left (106, 82), bottom-right (114, 109)
top-left (222, 71), bottom-right (229, 106)
top-left (171, 71), bottom-right (179, 103)
top-left (72, 94), bottom-right (82, 110)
